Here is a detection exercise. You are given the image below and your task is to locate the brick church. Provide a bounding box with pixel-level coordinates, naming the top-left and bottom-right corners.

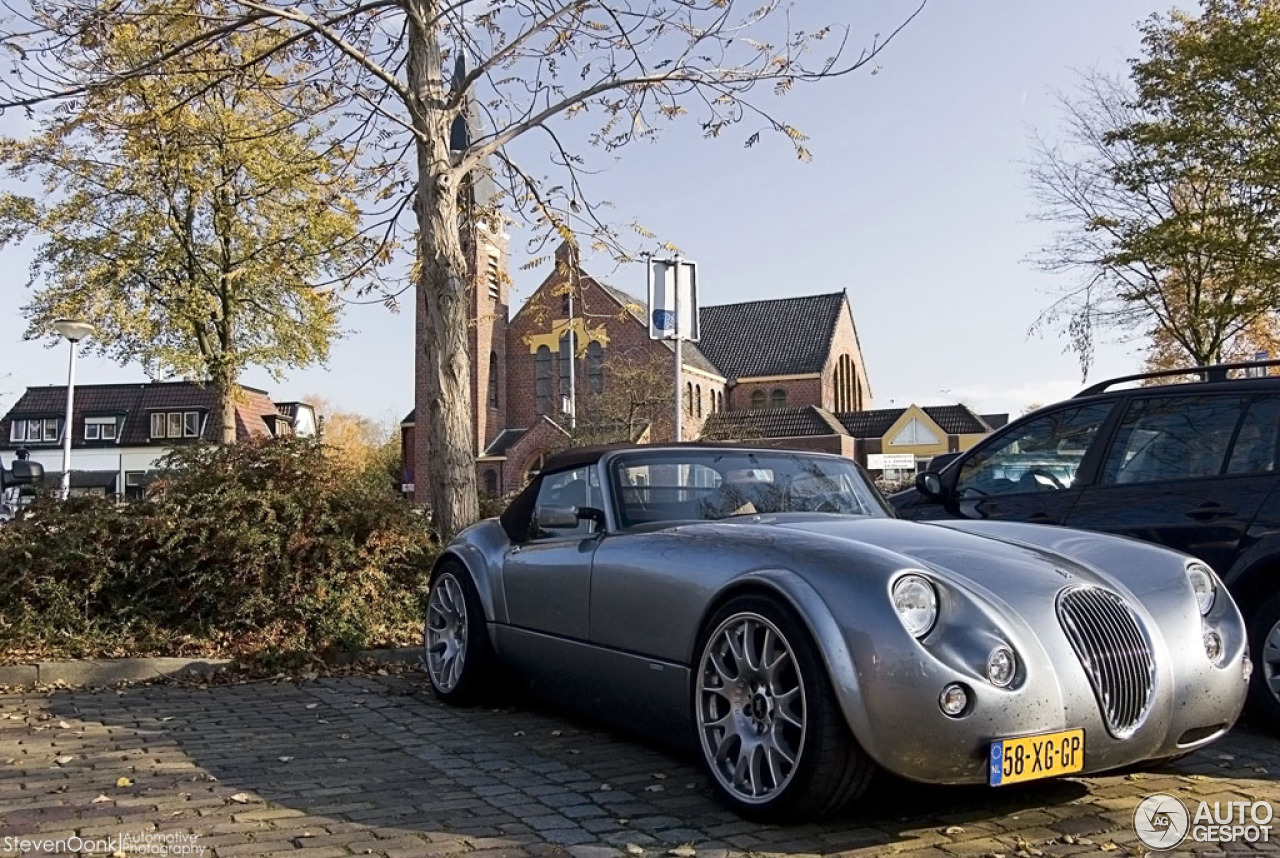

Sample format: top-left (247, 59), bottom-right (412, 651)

top-left (402, 232), bottom-right (884, 498)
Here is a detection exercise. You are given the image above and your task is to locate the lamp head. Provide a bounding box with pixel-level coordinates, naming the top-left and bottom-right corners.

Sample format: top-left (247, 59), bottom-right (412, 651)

top-left (51, 319), bottom-right (95, 343)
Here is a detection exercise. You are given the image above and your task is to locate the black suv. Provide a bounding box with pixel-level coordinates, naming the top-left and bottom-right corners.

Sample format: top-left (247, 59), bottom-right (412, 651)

top-left (891, 359), bottom-right (1280, 726)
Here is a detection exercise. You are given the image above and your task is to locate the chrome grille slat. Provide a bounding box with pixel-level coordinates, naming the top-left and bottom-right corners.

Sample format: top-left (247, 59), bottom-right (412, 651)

top-left (1057, 587), bottom-right (1156, 738)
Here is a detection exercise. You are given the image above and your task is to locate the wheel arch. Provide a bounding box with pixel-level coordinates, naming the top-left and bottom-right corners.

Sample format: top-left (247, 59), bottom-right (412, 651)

top-left (433, 545), bottom-right (502, 624)
top-left (691, 570), bottom-right (876, 750)
top-left (1223, 538), bottom-right (1280, 620)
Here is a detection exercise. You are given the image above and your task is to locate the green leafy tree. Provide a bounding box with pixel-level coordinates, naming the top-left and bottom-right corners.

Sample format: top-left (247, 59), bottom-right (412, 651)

top-left (1030, 1), bottom-right (1280, 375)
top-left (0, 10), bottom-right (381, 442)
top-left (0, 0), bottom-right (924, 537)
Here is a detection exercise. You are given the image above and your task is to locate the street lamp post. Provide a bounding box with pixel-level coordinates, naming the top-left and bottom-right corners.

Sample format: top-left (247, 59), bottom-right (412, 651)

top-left (51, 319), bottom-right (95, 500)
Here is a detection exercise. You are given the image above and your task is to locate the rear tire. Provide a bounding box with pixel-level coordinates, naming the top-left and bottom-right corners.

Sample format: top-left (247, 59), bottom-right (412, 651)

top-left (692, 595), bottom-right (875, 821)
top-left (424, 562), bottom-right (495, 705)
top-left (1247, 592), bottom-right (1280, 730)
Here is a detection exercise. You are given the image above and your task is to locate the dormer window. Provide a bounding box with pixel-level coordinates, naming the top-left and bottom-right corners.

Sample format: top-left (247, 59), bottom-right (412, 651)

top-left (150, 411), bottom-right (202, 439)
top-left (84, 417), bottom-right (118, 441)
top-left (9, 418), bottom-right (61, 444)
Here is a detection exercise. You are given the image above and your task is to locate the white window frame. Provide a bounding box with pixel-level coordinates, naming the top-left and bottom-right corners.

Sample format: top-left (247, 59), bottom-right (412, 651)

top-left (85, 417), bottom-right (116, 441)
top-left (183, 412), bottom-right (200, 438)
top-left (150, 413), bottom-right (167, 439)
top-left (167, 412), bottom-right (183, 438)
top-left (9, 420), bottom-right (26, 443)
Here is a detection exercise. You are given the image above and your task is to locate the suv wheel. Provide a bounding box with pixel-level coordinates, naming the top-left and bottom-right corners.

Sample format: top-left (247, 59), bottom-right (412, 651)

top-left (1247, 593), bottom-right (1280, 728)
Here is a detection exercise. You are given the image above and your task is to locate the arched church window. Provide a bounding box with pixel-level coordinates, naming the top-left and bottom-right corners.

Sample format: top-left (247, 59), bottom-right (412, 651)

top-left (488, 352), bottom-right (499, 409)
top-left (586, 341), bottom-right (604, 392)
top-left (535, 346), bottom-right (552, 414)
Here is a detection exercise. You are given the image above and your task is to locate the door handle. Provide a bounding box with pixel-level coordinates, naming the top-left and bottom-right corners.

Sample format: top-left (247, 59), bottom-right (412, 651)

top-left (1184, 504), bottom-right (1236, 521)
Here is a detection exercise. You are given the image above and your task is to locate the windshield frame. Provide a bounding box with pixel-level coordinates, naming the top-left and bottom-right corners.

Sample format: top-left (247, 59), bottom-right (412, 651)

top-left (606, 448), bottom-right (890, 529)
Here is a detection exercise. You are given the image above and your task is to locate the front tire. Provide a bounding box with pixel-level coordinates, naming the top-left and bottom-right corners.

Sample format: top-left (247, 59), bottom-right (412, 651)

top-left (693, 595), bottom-right (874, 821)
top-left (424, 562), bottom-right (494, 705)
top-left (1247, 592), bottom-right (1280, 730)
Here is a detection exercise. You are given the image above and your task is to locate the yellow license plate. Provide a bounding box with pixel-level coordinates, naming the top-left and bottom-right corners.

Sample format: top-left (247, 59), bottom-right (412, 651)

top-left (989, 728), bottom-right (1085, 786)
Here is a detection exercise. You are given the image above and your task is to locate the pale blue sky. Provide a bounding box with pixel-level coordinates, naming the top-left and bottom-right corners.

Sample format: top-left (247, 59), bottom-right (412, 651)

top-left (0, 1), bottom-right (1177, 427)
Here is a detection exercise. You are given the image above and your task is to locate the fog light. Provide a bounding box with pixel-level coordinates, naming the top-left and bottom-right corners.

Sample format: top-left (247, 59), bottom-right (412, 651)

top-left (939, 683), bottom-right (969, 717)
top-left (986, 645), bottom-right (1016, 687)
top-left (1203, 629), bottom-right (1223, 664)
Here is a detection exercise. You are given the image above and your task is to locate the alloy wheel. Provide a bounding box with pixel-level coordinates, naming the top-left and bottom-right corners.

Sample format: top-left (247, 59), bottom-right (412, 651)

top-left (1264, 618), bottom-right (1280, 702)
top-left (696, 611), bottom-right (807, 805)
top-left (426, 572), bottom-right (469, 693)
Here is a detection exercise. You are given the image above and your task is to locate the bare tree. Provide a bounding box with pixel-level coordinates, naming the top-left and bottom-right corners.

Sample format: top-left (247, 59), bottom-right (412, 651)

top-left (0, 0), bottom-right (925, 537)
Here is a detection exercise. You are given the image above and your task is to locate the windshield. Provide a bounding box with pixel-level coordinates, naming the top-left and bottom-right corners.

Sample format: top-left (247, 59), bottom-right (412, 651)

top-left (610, 450), bottom-right (888, 527)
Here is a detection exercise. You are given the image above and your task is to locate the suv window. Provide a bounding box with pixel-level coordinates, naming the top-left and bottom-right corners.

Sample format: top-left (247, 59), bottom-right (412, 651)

top-left (533, 466), bottom-right (601, 539)
top-left (957, 403), bottom-right (1113, 498)
top-left (1228, 396), bottom-right (1280, 475)
top-left (1101, 395), bottom-right (1244, 485)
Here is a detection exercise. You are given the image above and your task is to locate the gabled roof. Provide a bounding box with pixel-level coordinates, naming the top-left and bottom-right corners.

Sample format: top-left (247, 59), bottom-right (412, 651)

top-left (0, 381), bottom-right (284, 446)
top-left (833, 404), bottom-right (991, 438)
top-left (697, 292), bottom-right (846, 379)
top-left (701, 406), bottom-right (849, 440)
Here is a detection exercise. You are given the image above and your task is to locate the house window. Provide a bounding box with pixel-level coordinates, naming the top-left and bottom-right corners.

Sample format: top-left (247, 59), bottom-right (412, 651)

top-left (488, 352), bottom-right (499, 409)
top-left (483, 469), bottom-right (498, 497)
top-left (85, 417), bottom-right (118, 441)
top-left (750, 390), bottom-right (766, 410)
top-left (124, 470), bottom-right (146, 501)
top-left (686, 382), bottom-right (694, 415)
top-left (151, 411), bottom-right (203, 439)
top-left (586, 341), bottom-right (604, 393)
top-left (695, 385), bottom-right (702, 417)
top-left (10, 418), bottom-right (61, 444)
top-left (535, 346), bottom-right (552, 414)
top-left (771, 389), bottom-right (787, 409)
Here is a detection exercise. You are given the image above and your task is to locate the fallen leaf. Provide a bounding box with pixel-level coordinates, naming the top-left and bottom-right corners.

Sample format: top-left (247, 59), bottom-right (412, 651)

top-left (625, 845), bottom-right (645, 856)
top-left (55, 755), bottom-right (73, 766)
top-left (551, 730), bottom-right (563, 737)
top-left (92, 794), bottom-right (111, 804)
top-left (943, 826), bottom-right (964, 835)
top-left (600, 784), bottom-right (613, 791)
top-left (229, 792), bottom-right (254, 804)
top-left (669, 846), bottom-right (696, 858)
top-left (305, 703), bottom-right (318, 710)
top-left (58, 721), bottom-right (71, 729)
top-left (115, 777), bottom-right (133, 788)
top-left (651, 772), bottom-right (668, 779)
top-left (645, 784), bottom-right (664, 792)
top-left (513, 731), bottom-right (525, 737)
top-left (278, 757), bottom-right (294, 763)
top-left (1100, 843), bottom-right (1117, 853)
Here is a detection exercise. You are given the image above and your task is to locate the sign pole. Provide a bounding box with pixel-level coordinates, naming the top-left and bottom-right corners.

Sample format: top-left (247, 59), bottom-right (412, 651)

top-left (673, 255), bottom-right (683, 443)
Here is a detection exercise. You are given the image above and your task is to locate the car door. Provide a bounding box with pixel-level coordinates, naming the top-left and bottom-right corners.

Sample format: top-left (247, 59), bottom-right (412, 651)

top-left (948, 402), bottom-right (1116, 523)
top-left (502, 465), bottom-right (602, 640)
top-left (1065, 393), bottom-right (1280, 574)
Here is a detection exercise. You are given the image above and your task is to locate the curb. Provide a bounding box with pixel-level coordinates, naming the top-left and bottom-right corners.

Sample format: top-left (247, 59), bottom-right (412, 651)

top-left (0, 646), bottom-right (424, 689)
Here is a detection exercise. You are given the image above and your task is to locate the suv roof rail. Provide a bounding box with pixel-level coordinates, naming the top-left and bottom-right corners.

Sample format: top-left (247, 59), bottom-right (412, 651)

top-left (1075, 358), bottom-right (1280, 397)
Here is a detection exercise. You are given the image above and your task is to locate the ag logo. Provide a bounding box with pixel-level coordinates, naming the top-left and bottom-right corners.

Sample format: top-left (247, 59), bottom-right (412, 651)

top-left (1134, 792), bottom-right (1190, 850)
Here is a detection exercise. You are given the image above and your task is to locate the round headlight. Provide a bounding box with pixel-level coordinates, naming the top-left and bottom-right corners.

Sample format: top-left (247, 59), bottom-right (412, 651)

top-left (892, 574), bottom-right (938, 638)
top-left (1186, 562), bottom-right (1217, 615)
top-left (986, 645), bottom-right (1017, 687)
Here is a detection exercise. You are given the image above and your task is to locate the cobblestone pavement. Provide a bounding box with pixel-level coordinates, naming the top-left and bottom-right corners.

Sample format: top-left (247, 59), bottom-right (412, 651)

top-left (1, 674), bottom-right (1277, 857)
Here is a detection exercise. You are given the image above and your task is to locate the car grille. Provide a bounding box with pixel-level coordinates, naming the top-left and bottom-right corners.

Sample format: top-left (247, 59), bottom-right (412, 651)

top-left (1057, 587), bottom-right (1156, 738)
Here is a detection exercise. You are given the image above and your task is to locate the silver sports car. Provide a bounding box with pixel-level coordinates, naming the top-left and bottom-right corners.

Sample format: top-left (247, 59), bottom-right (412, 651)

top-left (425, 445), bottom-right (1250, 820)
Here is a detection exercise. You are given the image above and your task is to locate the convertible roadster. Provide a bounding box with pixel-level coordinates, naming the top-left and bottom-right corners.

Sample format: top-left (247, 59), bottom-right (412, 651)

top-left (425, 445), bottom-right (1250, 820)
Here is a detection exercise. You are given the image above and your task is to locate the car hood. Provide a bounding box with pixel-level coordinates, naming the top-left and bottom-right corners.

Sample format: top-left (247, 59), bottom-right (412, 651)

top-left (766, 515), bottom-right (1125, 597)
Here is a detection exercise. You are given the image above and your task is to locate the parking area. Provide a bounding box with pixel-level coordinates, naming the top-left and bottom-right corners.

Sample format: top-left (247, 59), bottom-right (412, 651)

top-left (1, 673), bottom-right (1277, 857)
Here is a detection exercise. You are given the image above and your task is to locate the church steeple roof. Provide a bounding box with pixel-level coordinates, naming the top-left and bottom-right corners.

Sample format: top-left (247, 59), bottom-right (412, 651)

top-left (448, 49), bottom-right (498, 209)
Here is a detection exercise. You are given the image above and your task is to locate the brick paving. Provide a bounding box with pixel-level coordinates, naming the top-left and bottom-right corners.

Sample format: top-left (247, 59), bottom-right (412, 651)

top-left (1, 674), bottom-right (1277, 857)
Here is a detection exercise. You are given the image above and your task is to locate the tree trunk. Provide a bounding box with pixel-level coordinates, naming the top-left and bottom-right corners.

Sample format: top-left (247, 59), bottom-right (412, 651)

top-left (407, 0), bottom-right (479, 540)
top-left (212, 365), bottom-right (237, 445)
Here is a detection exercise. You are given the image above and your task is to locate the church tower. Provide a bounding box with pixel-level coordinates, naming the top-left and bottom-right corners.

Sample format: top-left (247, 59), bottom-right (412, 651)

top-left (447, 53), bottom-right (510, 459)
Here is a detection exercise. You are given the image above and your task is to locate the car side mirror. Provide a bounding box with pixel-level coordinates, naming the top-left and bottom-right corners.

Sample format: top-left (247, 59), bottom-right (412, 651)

top-left (3, 460), bottom-right (44, 486)
top-left (916, 471), bottom-right (944, 500)
top-left (535, 504), bottom-right (580, 530)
